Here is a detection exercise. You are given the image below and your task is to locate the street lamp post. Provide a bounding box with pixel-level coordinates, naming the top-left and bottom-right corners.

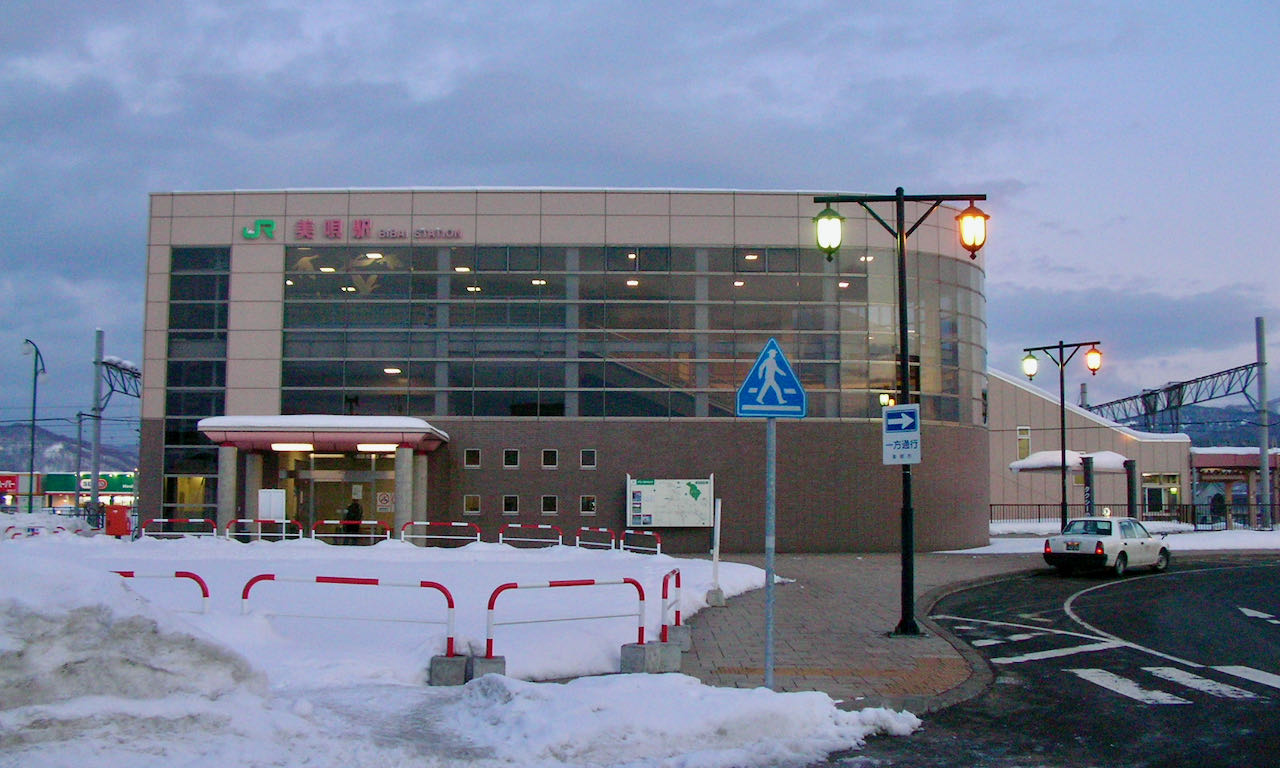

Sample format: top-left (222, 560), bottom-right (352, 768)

top-left (22, 339), bottom-right (46, 515)
top-left (1020, 341), bottom-right (1103, 530)
top-left (814, 188), bottom-right (988, 636)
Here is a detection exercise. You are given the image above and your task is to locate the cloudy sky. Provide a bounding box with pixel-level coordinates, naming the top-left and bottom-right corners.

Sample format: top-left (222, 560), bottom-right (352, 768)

top-left (2, 0), bottom-right (1277, 447)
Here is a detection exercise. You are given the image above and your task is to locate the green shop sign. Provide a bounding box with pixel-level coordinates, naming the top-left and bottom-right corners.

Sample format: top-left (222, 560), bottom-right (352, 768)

top-left (42, 473), bottom-right (136, 493)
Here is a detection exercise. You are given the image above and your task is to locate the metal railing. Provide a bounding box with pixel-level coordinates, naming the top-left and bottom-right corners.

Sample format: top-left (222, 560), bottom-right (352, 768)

top-left (990, 503), bottom-right (1277, 531)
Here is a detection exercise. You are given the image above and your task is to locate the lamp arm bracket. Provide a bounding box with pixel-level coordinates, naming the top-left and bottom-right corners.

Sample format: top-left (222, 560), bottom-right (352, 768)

top-left (905, 201), bottom-right (944, 240)
top-left (858, 203), bottom-right (897, 239)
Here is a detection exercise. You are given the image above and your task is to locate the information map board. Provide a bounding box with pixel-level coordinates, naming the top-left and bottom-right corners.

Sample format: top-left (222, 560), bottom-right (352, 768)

top-left (625, 475), bottom-right (714, 528)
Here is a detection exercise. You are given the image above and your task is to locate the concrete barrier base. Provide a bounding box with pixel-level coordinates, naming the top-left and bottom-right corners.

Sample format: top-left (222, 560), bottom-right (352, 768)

top-left (666, 624), bottom-right (692, 651)
top-left (706, 588), bottom-right (726, 607)
top-left (621, 642), bottom-right (682, 673)
top-left (428, 655), bottom-right (468, 686)
top-left (466, 655), bottom-right (507, 680)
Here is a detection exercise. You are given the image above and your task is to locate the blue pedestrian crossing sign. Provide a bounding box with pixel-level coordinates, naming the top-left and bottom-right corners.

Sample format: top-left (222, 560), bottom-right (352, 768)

top-left (736, 338), bottom-right (807, 418)
top-left (882, 403), bottom-right (921, 464)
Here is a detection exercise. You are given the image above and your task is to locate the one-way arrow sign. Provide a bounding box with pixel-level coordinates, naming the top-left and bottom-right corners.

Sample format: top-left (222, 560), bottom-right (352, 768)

top-left (885, 409), bottom-right (918, 432)
top-left (882, 403), bottom-right (921, 465)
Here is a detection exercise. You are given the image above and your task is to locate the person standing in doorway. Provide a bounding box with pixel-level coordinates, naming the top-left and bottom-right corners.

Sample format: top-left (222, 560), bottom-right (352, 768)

top-left (343, 498), bottom-right (362, 545)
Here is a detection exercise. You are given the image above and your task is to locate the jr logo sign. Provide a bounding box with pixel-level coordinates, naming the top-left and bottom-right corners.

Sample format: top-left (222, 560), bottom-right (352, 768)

top-left (242, 219), bottom-right (276, 239)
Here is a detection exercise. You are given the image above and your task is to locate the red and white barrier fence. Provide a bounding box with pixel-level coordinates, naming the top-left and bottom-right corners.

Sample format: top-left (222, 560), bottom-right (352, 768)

top-left (485, 577), bottom-right (645, 659)
top-left (241, 573), bottom-right (457, 657)
top-left (113, 570), bottom-right (210, 614)
top-left (401, 520), bottom-right (481, 547)
top-left (139, 518), bottom-right (218, 538)
top-left (311, 519), bottom-right (392, 545)
top-left (660, 568), bottom-right (682, 643)
top-left (5, 524), bottom-right (68, 539)
top-left (223, 518), bottom-right (305, 540)
top-left (621, 529), bottom-right (662, 555)
top-left (498, 523), bottom-right (563, 548)
top-left (573, 526), bottom-right (617, 550)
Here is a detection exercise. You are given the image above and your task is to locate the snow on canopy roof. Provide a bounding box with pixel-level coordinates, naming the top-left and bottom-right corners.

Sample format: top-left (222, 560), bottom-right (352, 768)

top-left (1009, 449), bottom-right (1129, 473)
top-left (197, 415), bottom-right (449, 451)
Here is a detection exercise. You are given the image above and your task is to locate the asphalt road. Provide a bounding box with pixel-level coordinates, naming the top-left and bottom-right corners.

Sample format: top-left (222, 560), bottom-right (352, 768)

top-left (833, 555), bottom-right (1280, 768)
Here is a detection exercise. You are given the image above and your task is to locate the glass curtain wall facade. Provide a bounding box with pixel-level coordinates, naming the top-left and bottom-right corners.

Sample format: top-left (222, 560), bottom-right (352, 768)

top-left (277, 245), bottom-right (985, 426)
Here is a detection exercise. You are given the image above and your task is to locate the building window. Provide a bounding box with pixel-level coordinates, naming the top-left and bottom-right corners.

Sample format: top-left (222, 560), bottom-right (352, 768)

top-left (464, 448), bottom-right (481, 468)
top-left (504, 449), bottom-right (520, 468)
top-left (580, 449), bottom-right (597, 469)
top-left (580, 495), bottom-right (597, 516)
top-left (542, 449), bottom-right (558, 469)
top-left (463, 494), bottom-right (481, 515)
top-left (1016, 426), bottom-right (1031, 460)
top-left (503, 495), bottom-right (519, 514)
top-left (541, 495), bottom-right (558, 515)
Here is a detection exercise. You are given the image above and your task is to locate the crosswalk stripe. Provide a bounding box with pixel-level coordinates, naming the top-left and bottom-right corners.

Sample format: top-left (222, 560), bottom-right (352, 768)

top-left (1214, 666), bottom-right (1280, 691)
top-left (1143, 667), bottom-right (1259, 699)
top-left (1067, 669), bottom-right (1191, 704)
top-left (972, 638), bottom-right (1004, 647)
top-left (991, 641), bottom-right (1122, 665)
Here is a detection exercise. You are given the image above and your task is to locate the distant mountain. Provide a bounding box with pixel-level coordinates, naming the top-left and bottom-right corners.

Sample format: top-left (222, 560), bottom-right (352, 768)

top-left (0, 424), bottom-right (137, 473)
top-left (1108, 400), bottom-right (1280, 448)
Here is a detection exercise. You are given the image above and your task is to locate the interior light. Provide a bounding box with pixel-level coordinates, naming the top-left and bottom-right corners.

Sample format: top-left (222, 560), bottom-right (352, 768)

top-left (271, 443), bottom-right (314, 452)
top-left (733, 280), bottom-right (745, 287)
top-left (366, 252), bottom-right (383, 260)
top-left (531, 279), bottom-right (547, 286)
top-left (383, 367), bottom-right (402, 375)
top-left (319, 266), bottom-right (336, 273)
top-left (357, 443), bottom-right (399, 452)
top-left (838, 281), bottom-right (850, 289)
top-left (625, 279), bottom-right (639, 287)
top-left (466, 285), bottom-right (481, 292)
top-left (341, 285), bottom-right (356, 292)
top-left (285, 279), bottom-right (294, 286)
top-left (743, 253), bottom-right (759, 261)
top-left (454, 266), bottom-right (471, 273)
top-left (627, 252), bottom-right (637, 260)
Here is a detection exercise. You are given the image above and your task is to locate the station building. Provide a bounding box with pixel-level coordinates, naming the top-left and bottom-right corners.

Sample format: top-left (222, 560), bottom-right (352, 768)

top-left (141, 188), bottom-right (991, 552)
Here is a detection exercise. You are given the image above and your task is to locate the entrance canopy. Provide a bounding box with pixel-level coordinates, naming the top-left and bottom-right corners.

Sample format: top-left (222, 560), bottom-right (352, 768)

top-left (197, 415), bottom-right (449, 452)
top-left (1009, 449), bottom-right (1129, 474)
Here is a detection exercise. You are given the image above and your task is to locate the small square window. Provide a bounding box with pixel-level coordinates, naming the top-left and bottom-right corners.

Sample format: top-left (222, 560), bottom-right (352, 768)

top-left (580, 449), bottom-right (597, 469)
top-left (541, 495), bottom-right (558, 515)
top-left (503, 495), bottom-right (519, 514)
top-left (503, 449), bottom-right (520, 468)
top-left (542, 449), bottom-right (558, 469)
top-left (463, 494), bottom-right (481, 515)
top-left (579, 495), bottom-right (597, 515)
top-left (464, 448), bottom-right (481, 468)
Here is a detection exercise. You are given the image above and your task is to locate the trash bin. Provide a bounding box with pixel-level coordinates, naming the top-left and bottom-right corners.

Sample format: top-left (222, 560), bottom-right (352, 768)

top-left (105, 506), bottom-right (131, 538)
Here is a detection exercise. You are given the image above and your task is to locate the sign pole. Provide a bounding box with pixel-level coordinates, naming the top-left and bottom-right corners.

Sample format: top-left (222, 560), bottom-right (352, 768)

top-left (764, 416), bottom-right (776, 690)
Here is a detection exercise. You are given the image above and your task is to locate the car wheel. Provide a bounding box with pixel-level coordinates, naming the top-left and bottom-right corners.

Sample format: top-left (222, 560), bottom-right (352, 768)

top-left (1112, 552), bottom-right (1128, 577)
top-left (1152, 549), bottom-right (1170, 572)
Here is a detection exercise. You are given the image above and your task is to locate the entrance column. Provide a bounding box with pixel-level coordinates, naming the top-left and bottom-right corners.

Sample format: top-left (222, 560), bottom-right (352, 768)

top-left (394, 446), bottom-right (413, 532)
top-left (414, 451), bottom-right (428, 519)
top-left (217, 444), bottom-right (238, 530)
top-left (244, 452), bottom-right (263, 519)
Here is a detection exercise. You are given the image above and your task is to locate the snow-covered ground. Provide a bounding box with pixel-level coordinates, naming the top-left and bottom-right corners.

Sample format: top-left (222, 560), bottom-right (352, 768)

top-left (978, 519), bottom-right (1280, 553)
top-left (0, 516), bottom-right (921, 768)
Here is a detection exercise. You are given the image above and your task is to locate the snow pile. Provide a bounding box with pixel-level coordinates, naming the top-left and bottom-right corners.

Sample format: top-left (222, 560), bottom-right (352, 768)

top-left (0, 536), bottom-right (921, 767)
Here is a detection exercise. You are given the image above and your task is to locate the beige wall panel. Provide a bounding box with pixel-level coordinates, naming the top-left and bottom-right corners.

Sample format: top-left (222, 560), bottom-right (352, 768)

top-left (144, 329), bottom-right (167, 361)
top-left (234, 193), bottom-right (287, 216)
top-left (148, 218), bottom-right (171, 246)
top-left (170, 216), bottom-right (234, 245)
top-left (148, 245), bottom-right (170, 274)
top-left (733, 216), bottom-right (800, 246)
top-left (541, 215), bottom-right (606, 243)
top-left (412, 191), bottom-right (477, 215)
top-left (228, 330), bottom-right (282, 361)
top-left (172, 194), bottom-right (234, 217)
top-left (671, 193), bottom-right (734, 216)
top-left (145, 301), bottom-right (169, 333)
top-left (476, 215), bottom-right (541, 244)
top-left (606, 192), bottom-right (669, 215)
top-left (146, 274), bottom-right (169, 303)
top-left (671, 215), bottom-right (734, 245)
top-left (350, 191), bottom-right (412, 214)
top-left (230, 271), bottom-right (284, 303)
top-left (542, 192), bottom-right (606, 215)
top-left (232, 244), bottom-right (285, 274)
top-left (410, 215), bottom-right (475, 244)
top-left (734, 193), bottom-right (800, 217)
top-left (226, 357), bottom-right (282, 389)
top-left (150, 195), bottom-right (173, 217)
top-left (604, 215), bottom-right (670, 245)
top-left (285, 192), bottom-right (351, 215)
top-left (225, 389), bottom-right (282, 416)
top-left (478, 191), bottom-right (540, 215)
top-left (227, 302), bottom-right (283, 332)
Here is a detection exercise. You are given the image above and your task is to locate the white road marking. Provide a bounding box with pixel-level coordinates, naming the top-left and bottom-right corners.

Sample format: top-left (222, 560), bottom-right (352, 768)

top-left (1143, 667), bottom-right (1259, 699)
top-left (1006, 632), bottom-right (1045, 641)
top-left (1067, 668), bottom-right (1191, 704)
top-left (1214, 666), bottom-right (1280, 691)
top-left (991, 641), bottom-right (1123, 665)
top-left (972, 638), bottom-right (1004, 647)
top-left (1238, 606), bottom-right (1280, 624)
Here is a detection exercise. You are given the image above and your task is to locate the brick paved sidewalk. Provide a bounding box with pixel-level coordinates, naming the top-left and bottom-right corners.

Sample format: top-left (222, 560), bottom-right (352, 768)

top-left (679, 552), bottom-right (1040, 713)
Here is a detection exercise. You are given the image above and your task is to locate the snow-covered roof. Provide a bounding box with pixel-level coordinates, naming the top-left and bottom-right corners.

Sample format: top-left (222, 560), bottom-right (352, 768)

top-left (988, 368), bottom-right (1191, 443)
top-left (197, 415), bottom-right (449, 451)
top-left (1009, 449), bottom-right (1130, 474)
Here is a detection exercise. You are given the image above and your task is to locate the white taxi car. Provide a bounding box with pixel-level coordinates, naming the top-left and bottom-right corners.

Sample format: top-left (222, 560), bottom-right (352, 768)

top-left (1043, 516), bottom-right (1170, 576)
